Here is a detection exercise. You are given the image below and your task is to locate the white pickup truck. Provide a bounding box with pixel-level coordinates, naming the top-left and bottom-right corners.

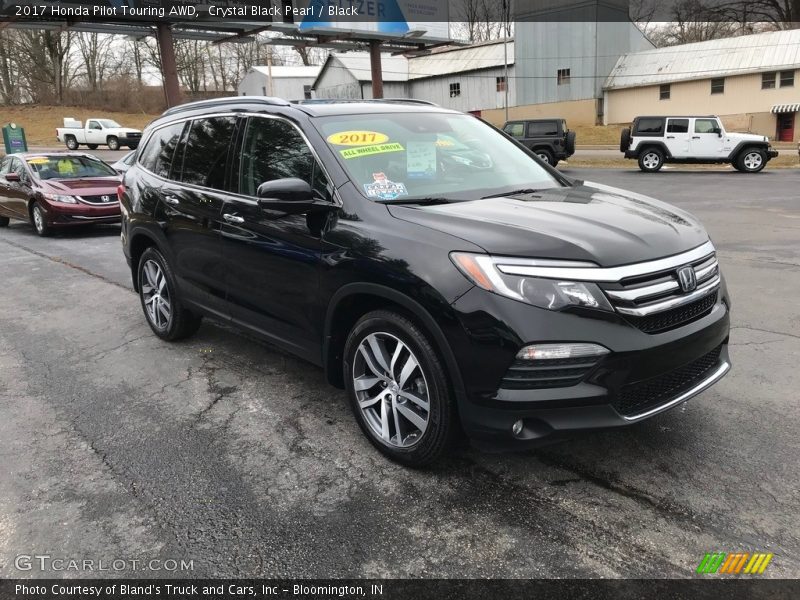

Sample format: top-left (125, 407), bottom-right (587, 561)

top-left (56, 118), bottom-right (143, 151)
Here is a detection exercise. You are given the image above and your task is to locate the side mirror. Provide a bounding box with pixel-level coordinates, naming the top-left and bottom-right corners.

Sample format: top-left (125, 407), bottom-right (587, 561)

top-left (256, 178), bottom-right (330, 214)
top-left (5, 172), bottom-right (20, 182)
top-left (714, 127), bottom-right (722, 137)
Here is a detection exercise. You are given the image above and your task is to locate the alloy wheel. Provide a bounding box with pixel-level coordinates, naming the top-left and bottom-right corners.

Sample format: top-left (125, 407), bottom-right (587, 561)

top-left (643, 152), bottom-right (661, 169)
top-left (537, 152), bottom-right (550, 164)
top-left (352, 332), bottom-right (430, 448)
top-left (743, 152), bottom-right (763, 170)
top-left (141, 259), bottom-right (172, 330)
top-left (32, 206), bottom-right (45, 233)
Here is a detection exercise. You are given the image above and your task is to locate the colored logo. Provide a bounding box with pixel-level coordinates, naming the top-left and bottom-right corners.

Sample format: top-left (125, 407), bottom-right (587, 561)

top-left (696, 552), bottom-right (774, 575)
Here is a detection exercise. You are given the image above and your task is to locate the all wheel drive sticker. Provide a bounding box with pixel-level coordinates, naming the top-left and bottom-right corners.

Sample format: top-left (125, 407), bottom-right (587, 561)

top-left (326, 130), bottom-right (408, 200)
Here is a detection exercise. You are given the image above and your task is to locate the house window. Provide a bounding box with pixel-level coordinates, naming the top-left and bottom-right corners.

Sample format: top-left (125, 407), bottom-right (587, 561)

top-left (780, 70), bottom-right (795, 87)
top-left (303, 85), bottom-right (312, 99)
top-left (496, 76), bottom-right (506, 92)
top-left (659, 84), bottom-right (671, 100)
top-left (449, 82), bottom-right (461, 98)
top-left (557, 68), bottom-right (571, 85)
top-left (762, 72), bottom-right (776, 89)
top-left (710, 78), bottom-right (724, 94)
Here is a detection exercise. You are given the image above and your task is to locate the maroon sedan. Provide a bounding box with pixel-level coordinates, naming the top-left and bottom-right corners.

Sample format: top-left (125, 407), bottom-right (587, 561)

top-left (0, 152), bottom-right (121, 236)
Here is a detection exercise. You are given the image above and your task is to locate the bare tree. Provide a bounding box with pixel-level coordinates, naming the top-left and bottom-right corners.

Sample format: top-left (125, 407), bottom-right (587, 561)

top-left (0, 31), bottom-right (22, 104)
top-left (75, 33), bottom-right (116, 92)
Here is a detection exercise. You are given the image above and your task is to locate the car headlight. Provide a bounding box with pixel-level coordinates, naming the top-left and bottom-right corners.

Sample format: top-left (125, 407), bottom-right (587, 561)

top-left (43, 193), bottom-right (77, 204)
top-left (450, 252), bottom-right (613, 312)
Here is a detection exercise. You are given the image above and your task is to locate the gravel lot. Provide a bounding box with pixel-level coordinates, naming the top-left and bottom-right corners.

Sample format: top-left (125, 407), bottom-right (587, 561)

top-left (1, 167), bottom-right (799, 579)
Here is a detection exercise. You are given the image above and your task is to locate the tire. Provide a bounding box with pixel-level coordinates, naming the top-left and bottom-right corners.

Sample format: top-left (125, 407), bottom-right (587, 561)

top-left (536, 149), bottom-right (555, 166)
top-left (30, 202), bottom-right (51, 237)
top-left (565, 130), bottom-right (576, 155)
top-left (0, 216), bottom-right (9, 227)
top-left (736, 148), bottom-right (766, 173)
top-left (638, 147), bottom-right (664, 172)
top-left (343, 309), bottom-right (456, 466)
top-left (107, 136), bottom-right (120, 151)
top-left (87, 144), bottom-right (99, 150)
top-left (65, 135), bottom-right (79, 150)
top-left (619, 127), bottom-right (632, 152)
top-left (137, 246), bottom-right (202, 341)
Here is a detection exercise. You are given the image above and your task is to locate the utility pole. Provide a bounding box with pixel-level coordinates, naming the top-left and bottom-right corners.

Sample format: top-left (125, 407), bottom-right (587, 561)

top-left (503, 0), bottom-right (509, 123)
top-left (156, 23), bottom-right (182, 108)
top-left (369, 40), bottom-right (384, 99)
top-left (267, 49), bottom-right (274, 96)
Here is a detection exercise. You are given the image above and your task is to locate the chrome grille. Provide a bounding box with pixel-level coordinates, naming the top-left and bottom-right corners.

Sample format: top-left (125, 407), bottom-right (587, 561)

top-left (600, 250), bottom-right (720, 333)
top-left (78, 194), bottom-right (118, 205)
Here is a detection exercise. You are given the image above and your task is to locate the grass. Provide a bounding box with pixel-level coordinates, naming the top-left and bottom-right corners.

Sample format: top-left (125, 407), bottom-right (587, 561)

top-left (572, 124), bottom-right (625, 146)
top-left (0, 105), bottom-right (158, 146)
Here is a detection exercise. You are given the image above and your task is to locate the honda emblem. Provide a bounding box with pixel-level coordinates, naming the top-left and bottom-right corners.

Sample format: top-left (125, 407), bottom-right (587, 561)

top-left (677, 266), bottom-right (697, 293)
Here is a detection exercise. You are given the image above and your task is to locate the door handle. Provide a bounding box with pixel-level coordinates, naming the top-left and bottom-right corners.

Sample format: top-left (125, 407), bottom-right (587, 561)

top-left (223, 213), bottom-right (245, 224)
top-left (666, 136), bottom-right (675, 139)
top-left (163, 195), bottom-right (180, 205)
top-left (692, 136), bottom-right (701, 139)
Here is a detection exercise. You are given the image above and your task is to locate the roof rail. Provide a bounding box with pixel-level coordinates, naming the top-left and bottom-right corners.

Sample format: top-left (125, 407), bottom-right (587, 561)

top-left (291, 98), bottom-right (438, 107)
top-left (161, 96), bottom-right (290, 117)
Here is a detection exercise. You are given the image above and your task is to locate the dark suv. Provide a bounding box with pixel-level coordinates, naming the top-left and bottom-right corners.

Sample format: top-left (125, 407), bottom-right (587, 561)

top-left (120, 97), bottom-right (731, 466)
top-left (502, 118), bottom-right (576, 166)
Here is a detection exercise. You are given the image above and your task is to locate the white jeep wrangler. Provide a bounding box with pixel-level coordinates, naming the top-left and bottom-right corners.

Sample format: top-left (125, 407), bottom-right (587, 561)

top-left (620, 116), bottom-right (778, 173)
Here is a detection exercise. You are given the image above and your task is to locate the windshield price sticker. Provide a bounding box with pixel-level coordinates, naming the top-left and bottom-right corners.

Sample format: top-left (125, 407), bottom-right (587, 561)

top-left (407, 142), bottom-right (437, 179)
top-left (340, 143), bottom-right (404, 160)
top-left (27, 157), bottom-right (50, 164)
top-left (327, 131), bottom-right (389, 146)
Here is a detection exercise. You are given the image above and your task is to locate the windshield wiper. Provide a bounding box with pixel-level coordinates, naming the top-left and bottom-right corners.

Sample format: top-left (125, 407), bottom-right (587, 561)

top-left (379, 197), bottom-right (454, 205)
top-left (480, 188), bottom-right (542, 199)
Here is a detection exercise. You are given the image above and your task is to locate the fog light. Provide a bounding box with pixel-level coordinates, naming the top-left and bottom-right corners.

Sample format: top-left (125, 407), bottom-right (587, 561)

top-left (516, 343), bottom-right (609, 361)
top-left (512, 420), bottom-right (524, 437)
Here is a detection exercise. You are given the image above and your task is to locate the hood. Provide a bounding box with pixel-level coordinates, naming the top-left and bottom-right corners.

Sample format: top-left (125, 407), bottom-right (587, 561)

top-left (387, 182), bottom-right (709, 267)
top-left (726, 131), bottom-right (768, 143)
top-left (40, 177), bottom-right (121, 195)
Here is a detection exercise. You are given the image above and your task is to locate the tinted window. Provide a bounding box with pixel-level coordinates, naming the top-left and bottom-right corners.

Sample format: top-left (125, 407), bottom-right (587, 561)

top-left (667, 119), bottom-right (689, 133)
top-left (239, 117), bottom-right (324, 197)
top-left (526, 121), bottom-right (558, 137)
top-left (9, 158), bottom-right (27, 180)
top-left (503, 122), bottom-right (524, 138)
top-left (180, 117), bottom-right (237, 190)
top-left (695, 119), bottom-right (719, 134)
top-left (139, 122), bottom-right (185, 179)
top-left (635, 118), bottom-right (664, 135)
top-left (0, 157), bottom-right (9, 176)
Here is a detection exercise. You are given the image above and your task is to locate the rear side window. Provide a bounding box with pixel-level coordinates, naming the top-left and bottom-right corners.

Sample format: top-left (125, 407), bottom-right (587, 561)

top-left (179, 117), bottom-right (237, 191)
top-left (667, 119), bottom-right (689, 133)
top-left (695, 119), bottom-right (719, 134)
top-left (526, 121), bottom-right (558, 136)
top-left (138, 122), bottom-right (186, 179)
top-left (503, 122), bottom-right (524, 138)
top-left (634, 118), bottom-right (664, 135)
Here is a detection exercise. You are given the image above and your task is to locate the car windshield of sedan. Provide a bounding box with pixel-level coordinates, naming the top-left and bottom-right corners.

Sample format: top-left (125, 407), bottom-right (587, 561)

top-left (26, 156), bottom-right (118, 180)
top-left (314, 112), bottom-right (562, 202)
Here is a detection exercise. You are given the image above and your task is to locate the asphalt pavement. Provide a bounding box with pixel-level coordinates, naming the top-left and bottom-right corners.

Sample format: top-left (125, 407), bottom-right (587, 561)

top-left (1, 167), bottom-right (799, 578)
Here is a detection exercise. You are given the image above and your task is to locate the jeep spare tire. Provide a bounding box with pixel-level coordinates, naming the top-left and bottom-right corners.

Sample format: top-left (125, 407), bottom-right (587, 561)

top-left (620, 128), bottom-right (632, 152)
top-left (565, 130), bottom-right (576, 155)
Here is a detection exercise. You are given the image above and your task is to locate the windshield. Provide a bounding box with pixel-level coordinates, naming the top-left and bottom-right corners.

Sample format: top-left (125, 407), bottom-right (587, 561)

top-left (26, 156), bottom-right (117, 180)
top-left (313, 112), bottom-right (561, 202)
top-left (97, 119), bottom-right (121, 128)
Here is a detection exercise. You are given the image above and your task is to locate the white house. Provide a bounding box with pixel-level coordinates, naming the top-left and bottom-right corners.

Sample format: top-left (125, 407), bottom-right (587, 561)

top-left (237, 65), bottom-right (321, 100)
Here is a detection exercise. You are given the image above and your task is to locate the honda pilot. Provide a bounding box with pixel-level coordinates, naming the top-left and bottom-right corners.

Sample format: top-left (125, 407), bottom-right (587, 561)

top-left (119, 98), bottom-right (731, 466)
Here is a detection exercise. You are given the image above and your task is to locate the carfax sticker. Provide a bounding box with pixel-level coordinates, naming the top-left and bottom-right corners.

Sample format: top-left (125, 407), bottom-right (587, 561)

top-left (327, 131), bottom-right (389, 146)
top-left (363, 172), bottom-right (408, 201)
top-left (340, 142), bottom-right (404, 160)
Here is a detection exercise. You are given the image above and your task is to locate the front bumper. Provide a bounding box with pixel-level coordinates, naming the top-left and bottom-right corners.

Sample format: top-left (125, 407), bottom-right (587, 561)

top-left (449, 283), bottom-right (731, 450)
top-left (42, 199), bottom-right (121, 226)
top-left (767, 149), bottom-right (779, 160)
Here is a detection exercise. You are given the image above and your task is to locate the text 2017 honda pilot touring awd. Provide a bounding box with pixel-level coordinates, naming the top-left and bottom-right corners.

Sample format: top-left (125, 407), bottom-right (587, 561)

top-left (119, 98), bottom-right (731, 466)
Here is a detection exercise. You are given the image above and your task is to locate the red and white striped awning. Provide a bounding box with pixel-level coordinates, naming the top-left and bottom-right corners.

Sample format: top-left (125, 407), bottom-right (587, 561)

top-left (772, 103), bottom-right (800, 113)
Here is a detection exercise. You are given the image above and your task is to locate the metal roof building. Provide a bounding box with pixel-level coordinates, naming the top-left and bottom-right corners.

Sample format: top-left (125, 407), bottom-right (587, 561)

top-left (238, 65), bottom-right (321, 100)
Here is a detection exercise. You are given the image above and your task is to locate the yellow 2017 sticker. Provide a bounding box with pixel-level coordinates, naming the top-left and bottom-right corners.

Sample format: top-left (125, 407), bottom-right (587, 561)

top-left (340, 143), bottom-right (404, 160)
top-left (27, 157), bottom-right (50, 164)
top-left (327, 131), bottom-right (389, 146)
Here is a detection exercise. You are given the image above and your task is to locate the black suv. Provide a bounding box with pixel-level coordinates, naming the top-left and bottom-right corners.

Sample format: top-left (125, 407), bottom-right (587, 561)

top-left (502, 118), bottom-right (576, 166)
top-left (120, 98), bottom-right (731, 466)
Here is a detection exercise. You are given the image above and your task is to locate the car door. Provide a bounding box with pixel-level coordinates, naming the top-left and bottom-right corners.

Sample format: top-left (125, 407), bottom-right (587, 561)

top-left (221, 114), bottom-right (334, 360)
top-left (665, 118), bottom-right (691, 157)
top-left (158, 115), bottom-right (238, 319)
top-left (86, 120), bottom-right (103, 145)
top-left (691, 118), bottom-right (726, 158)
top-left (0, 156), bottom-right (33, 219)
top-left (0, 157), bottom-right (15, 218)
